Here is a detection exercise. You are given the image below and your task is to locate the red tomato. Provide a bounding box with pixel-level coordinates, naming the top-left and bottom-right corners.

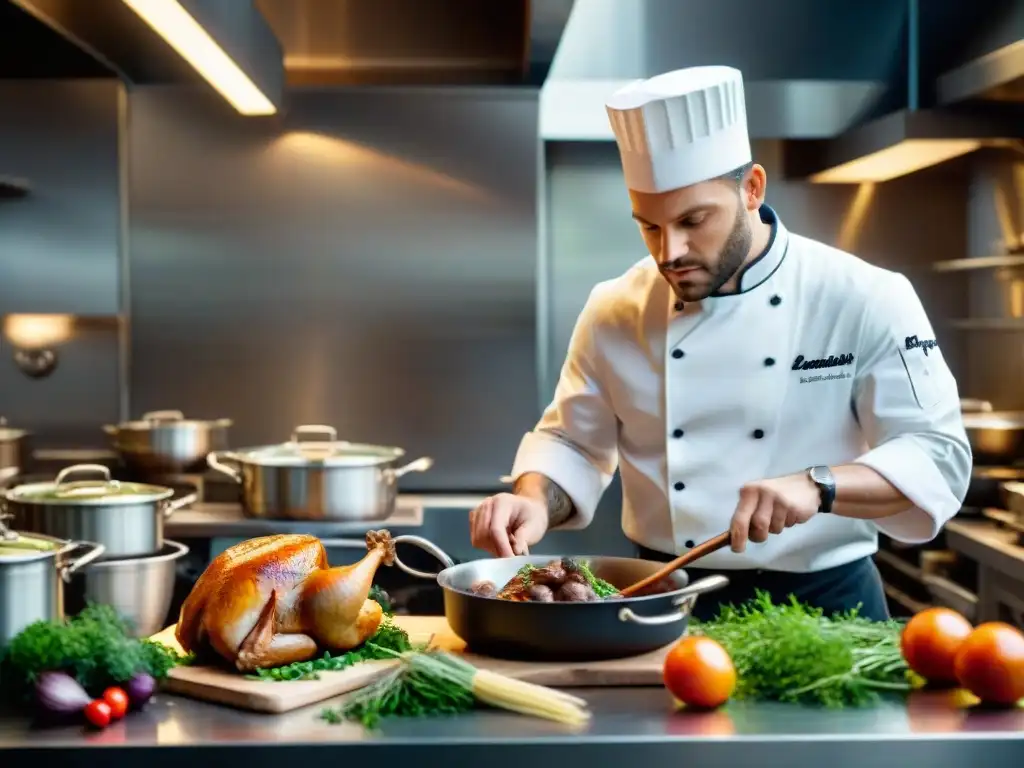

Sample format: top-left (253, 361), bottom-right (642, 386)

top-left (83, 699), bottom-right (112, 729)
top-left (102, 687), bottom-right (129, 720)
top-left (663, 635), bottom-right (736, 710)
top-left (900, 608), bottom-right (973, 683)
top-left (954, 622), bottom-right (1024, 706)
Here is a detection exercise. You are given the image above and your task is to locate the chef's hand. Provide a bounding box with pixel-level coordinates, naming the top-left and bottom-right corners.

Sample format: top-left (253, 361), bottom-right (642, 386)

top-left (469, 493), bottom-right (549, 558)
top-left (729, 472), bottom-right (821, 553)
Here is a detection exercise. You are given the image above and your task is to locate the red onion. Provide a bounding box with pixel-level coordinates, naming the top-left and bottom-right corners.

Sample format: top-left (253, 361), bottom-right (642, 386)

top-left (34, 672), bottom-right (91, 716)
top-left (124, 672), bottom-right (157, 709)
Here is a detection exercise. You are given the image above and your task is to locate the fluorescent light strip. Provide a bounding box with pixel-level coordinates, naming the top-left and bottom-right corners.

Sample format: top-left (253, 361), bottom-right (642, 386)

top-left (809, 139), bottom-right (982, 183)
top-left (121, 0), bottom-right (276, 115)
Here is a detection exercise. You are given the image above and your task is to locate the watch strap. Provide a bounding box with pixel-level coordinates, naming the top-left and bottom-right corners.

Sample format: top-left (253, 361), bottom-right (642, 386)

top-left (808, 465), bottom-right (836, 514)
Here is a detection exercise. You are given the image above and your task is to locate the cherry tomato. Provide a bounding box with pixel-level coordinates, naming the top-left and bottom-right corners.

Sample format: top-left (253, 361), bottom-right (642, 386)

top-left (954, 622), bottom-right (1024, 706)
top-left (83, 699), bottom-right (112, 729)
top-left (900, 607), bottom-right (973, 683)
top-left (663, 635), bottom-right (736, 709)
top-left (102, 687), bottom-right (129, 720)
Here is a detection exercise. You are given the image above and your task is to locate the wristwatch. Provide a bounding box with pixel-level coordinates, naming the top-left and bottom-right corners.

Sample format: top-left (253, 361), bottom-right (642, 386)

top-left (807, 465), bottom-right (836, 514)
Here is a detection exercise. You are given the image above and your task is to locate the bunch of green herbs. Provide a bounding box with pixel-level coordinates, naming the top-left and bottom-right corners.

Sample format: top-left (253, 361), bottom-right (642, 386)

top-left (0, 603), bottom-right (190, 700)
top-left (320, 647), bottom-right (475, 728)
top-left (691, 591), bottom-right (911, 708)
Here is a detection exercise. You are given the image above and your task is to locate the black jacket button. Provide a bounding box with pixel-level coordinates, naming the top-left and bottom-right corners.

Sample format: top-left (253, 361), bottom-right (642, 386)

top-left (672, 428), bottom-right (684, 438)
top-left (674, 481), bottom-right (685, 491)
top-left (769, 295), bottom-right (782, 306)
top-left (672, 349), bottom-right (684, 359)
top-left (684, 540), bottom-right (695, 548)
top-left (764, 357), bottom-right (775, 366)
top-left (753, 429), bottom-right (765, 439)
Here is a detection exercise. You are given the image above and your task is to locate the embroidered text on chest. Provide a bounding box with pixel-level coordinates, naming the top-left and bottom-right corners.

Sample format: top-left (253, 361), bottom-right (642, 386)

top-left (790, 352), bottom-right (855, 371)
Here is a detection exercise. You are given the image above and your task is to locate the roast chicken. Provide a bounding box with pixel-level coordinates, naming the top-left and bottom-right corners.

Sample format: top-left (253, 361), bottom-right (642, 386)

top-left (175, 529), bottom-right (396, 672)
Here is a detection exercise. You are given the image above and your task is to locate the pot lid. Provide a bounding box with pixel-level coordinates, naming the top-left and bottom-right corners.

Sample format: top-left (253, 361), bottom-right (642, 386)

top-left (0, 519), bottom-right (62, 561)
top-left (109, 410), bottom-right (231, 430)
top-left (4, 464), bottom-right (173, 506)
top-left (233, 425), bottom-right (404, 467)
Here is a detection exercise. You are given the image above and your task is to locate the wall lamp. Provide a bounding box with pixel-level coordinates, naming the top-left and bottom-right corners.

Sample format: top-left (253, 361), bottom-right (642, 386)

top-left (120, 0), bottom-right (280, 115)
top-left (3, 314), bottom-right (73, 379)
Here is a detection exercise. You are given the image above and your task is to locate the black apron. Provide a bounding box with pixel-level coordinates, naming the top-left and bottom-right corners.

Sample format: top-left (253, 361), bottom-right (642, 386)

top-left (635, 544), bottom-right (890, 622)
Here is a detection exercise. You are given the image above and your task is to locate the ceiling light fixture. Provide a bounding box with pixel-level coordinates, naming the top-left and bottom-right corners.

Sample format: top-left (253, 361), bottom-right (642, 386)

top-left (786, 108), bottom-right (1024, 185)
top-left (120, 0), bottom-right (276, 115)
top-left (808, 139), bottom-right (983, 184)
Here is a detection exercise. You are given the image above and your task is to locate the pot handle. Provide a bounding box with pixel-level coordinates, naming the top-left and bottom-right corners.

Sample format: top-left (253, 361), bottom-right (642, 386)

top-left (161, 492), bottom-right (198, 518)
top-left (290, 424), bottom-right (340, 444)
top-left (317, 533), bottom-right (456, 580)
top-left (55, 464), bottom-right (116, 488)
top-left (207, 451), bottom-right (242, 483)
top-left (387, 457), bottom-right (434, 480)
top-left (617, 575), bottom-right (730, 626)
top-left (142, 410), bottom-right (185, 422)
top-left (59, 541), bottom-right (107, 582)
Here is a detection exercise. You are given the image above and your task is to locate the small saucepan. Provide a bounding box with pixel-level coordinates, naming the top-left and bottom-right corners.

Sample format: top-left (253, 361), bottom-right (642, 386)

top-left (207, 424), bottom-right (433, 522)
top-left (0, 420), bottom-right (32, 485)
top-left (329, 533), bottom-right (728, 661)
top-left (104, 410), bottom-right (232, 475)
top-left (961, 410), bottom-right (1024, 465)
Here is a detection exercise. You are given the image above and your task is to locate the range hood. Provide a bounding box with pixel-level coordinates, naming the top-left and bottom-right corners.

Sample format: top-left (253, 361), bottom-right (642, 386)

top-left (543, 0), bottom-right (1024, 185)
top-left (539, 0), bottom-right (902, 141)
top-left (788, 0), bottom-right (1024, 184)
top-left (10, 0), bottom-right (285, 114)
top-left (936, 1), bottom-right (1024, 105)
top-left (253, 0), bottom-right (573, 87)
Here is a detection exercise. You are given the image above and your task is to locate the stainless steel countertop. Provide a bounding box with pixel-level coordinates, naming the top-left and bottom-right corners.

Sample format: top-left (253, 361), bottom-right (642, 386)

top-left (1, 688), bottom-right (1022, 767)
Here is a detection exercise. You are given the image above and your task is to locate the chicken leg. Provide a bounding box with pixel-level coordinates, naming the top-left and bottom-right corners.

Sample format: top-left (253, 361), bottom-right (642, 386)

top-left (300, 529), bottom-right (396, 649)
top-left (235, 589), bottom-right (319, 672)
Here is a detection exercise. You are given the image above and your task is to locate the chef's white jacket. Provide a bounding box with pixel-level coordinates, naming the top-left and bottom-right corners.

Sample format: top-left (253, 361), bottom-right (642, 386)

top-left (511, 205), bottom-right (972, 572)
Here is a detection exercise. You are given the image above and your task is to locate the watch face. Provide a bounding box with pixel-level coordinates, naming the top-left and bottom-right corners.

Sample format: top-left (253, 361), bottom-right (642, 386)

top-left (810, 466), bottom-right (831, 485)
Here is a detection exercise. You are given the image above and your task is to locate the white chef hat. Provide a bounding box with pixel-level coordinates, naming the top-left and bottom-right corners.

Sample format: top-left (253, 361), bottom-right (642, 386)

top-left (605, 66), bottom-right (751, 194)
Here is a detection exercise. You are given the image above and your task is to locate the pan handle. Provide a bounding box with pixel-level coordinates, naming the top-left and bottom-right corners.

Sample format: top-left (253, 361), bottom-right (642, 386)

top-left (392, 534), bottom-right (456, 579)
top-left (617, 575), bottom-right (730, 626)
top-left (207, 451), bottom-right (242, 483)
top-left (318, 534), bottom-right (456, 580)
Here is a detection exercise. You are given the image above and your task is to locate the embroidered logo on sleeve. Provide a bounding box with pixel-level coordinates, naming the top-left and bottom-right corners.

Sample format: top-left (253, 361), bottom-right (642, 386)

top-left (905, 335), bottom-right (938, 356)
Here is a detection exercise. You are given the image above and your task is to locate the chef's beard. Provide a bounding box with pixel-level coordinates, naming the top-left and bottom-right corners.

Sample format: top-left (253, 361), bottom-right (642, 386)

top-left (662, 205), bottom-right (753, 302)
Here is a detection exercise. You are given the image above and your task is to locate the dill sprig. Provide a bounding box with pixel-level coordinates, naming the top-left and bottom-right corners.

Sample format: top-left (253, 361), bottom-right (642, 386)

top-left (691, 591), bottom-right (912, 708)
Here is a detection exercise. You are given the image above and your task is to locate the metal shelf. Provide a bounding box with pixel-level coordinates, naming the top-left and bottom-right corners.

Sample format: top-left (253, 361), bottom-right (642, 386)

top-left (932, 255), bottom-right (1024, 272)
top-left (945, 318), bottom-right (1024, 331)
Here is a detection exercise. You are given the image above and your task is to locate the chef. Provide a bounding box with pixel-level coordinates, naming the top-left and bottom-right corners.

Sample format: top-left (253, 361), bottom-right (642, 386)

top-left (469, 65), bottom-right (972, 621)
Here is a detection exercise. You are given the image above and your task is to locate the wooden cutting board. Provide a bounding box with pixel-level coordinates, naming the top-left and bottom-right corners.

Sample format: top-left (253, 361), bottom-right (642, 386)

top-left (150, 616), bottom-right (671, 714)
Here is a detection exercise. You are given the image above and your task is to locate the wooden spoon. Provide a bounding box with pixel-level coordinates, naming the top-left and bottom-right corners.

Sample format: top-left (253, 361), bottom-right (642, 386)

top-left (619, 531), bottom-right (731, 597)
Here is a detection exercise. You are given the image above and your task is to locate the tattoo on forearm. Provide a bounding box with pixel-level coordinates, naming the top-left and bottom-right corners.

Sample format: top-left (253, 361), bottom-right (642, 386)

top-left (514, 475), bottom-right (576, 526)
